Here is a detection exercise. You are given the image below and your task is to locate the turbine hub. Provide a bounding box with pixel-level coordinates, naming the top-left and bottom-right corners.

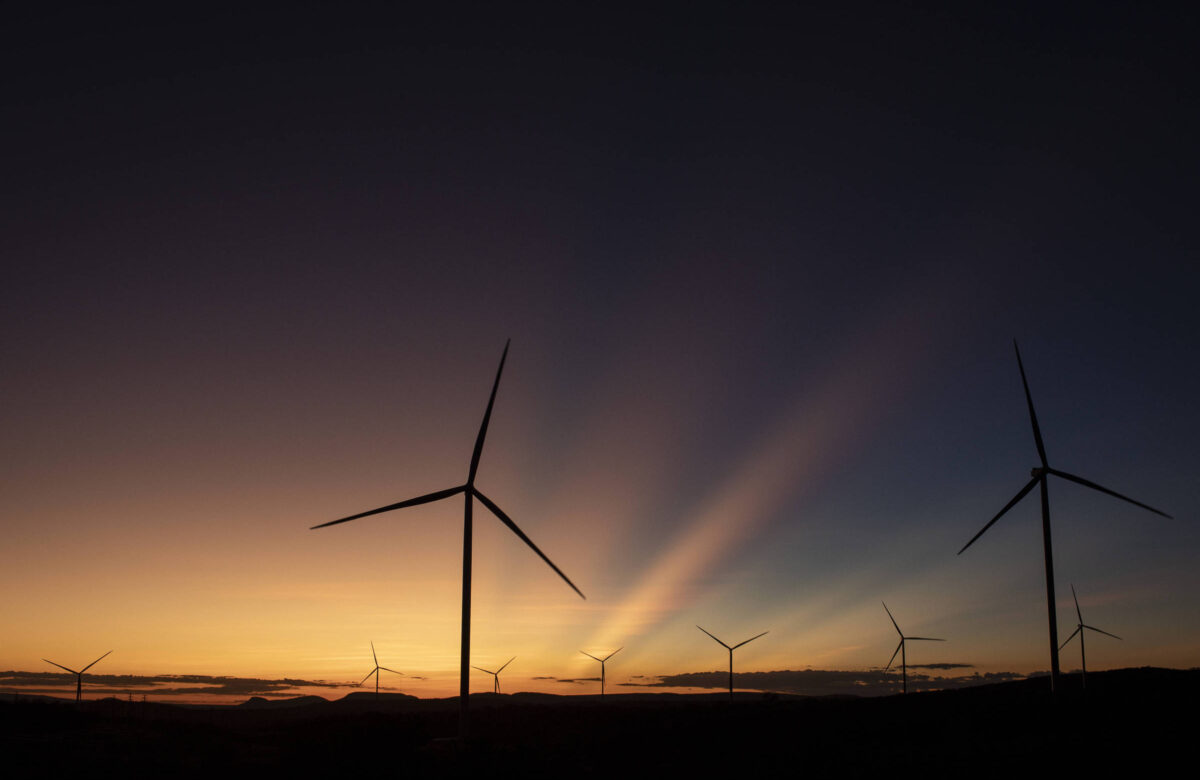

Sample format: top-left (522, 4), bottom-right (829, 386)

top-left (1031, 466), bottom-right (1046, 478)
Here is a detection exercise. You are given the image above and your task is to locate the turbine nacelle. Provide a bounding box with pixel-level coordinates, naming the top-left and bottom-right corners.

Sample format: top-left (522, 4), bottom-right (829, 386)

top-left (882, 602), bottom-right (945, 694)
top-left (697, 626), bottom-right (768, 700)
top-left (959, 340), bottom-right (1170, 693)
top-left (1059, 584), bottom-right (1121, 690)
top-left (311, 341), bottom-right (584, 740)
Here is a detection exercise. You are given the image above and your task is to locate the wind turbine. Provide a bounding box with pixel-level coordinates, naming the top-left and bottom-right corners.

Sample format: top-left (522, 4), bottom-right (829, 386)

top-left (311, 340), bottom-right (585, 739)
top-left (471, 656), bottom-right (515, 694)
top-left (580, 647), bottom-right (622, 697)
top-left (696, 626), bottom-right (767, 700)
top-left (958, 341), bottom-right (1170, 692)
top-left (43, 650), bottom-right (111, 703)
top-left (1059, 584), bottom-right (1121, 690)
top-left (359, 641), bottom-right (403, 701)
top-left (882, 602), bottom-right (944, 695)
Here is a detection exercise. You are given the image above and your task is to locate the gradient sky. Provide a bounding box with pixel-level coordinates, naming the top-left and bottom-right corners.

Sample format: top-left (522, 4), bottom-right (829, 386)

top-left (3, 3), bottom-right (1198, 699)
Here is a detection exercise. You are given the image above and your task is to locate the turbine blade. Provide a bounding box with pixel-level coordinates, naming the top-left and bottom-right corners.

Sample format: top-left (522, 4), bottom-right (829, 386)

top-left (732, 631), bottom-right (768, 649)
top-left (958, 477), bottom-right (1039, 554)
top-left (882, 602), bottom-right (902, 636)
top-left (311, 485), bottom-right (466, 529)
top-left (1083, 625), bottom-right (1122, 641)
top-left (1072, 584), bottom-right (1083, 624)
top-left (696, 626), bottom-right (731, 650)
top-left (79, 650), bottom-right (112, 673)
top-left (473, 489), bottom-right (586, 599)
top-left (906, 637), bottom-right (946, 642)
top-left (1059, 626), bottom-right (1081, 651)
top-left (497, 656), bottom-right (515, 673)
top-left (885, 640), bottom-right (903, 672)
top-left (1048, 469), bottom-right (1173, 519)
top-left (580, 651), bottom-right (602, 662)
top-left (43, 659), bottom-right (78, 675)
top-left (359, 669), bottom-right (376, 685)
top-left (468, 340), bottom-right (510, 485)
top-left (603, 647), bottom-right (623, 662)
top-left (1014, 340), bottom-right (1048, 468)
top-left (371, 640), bottom-right (378, 666)
top-left (471, 666), bottom-right (493, 674)
top-left (379, 667), bottom-right (404, 675)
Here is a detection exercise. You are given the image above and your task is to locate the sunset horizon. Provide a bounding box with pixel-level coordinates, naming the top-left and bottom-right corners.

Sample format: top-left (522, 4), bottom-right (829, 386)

top-left (3, 4), bottom-right (1197, 770)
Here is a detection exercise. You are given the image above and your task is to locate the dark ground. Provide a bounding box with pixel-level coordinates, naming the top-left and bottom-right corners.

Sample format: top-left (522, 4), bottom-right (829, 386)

top-left (3, 668), bottom-right (1193, 778)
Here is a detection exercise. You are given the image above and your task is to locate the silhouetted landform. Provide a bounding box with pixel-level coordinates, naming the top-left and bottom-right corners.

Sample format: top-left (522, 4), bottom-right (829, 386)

top-left (238, 695), bottom-right (330, 709)
top-left (3, 668), bottom-right (1194, 777)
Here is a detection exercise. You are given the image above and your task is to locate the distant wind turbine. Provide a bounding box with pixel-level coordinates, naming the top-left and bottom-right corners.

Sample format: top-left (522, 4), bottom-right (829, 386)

top-left (882, 602), bottom-right (944, 695)
top-left (580, 647), bottom-right (622, 696)
top-left (1059, 584), bottom-right (1121, 690)
top-left (958, 341), bottom-right (1170, 692)
top-left (697, 626), bottom-right (767, 700)
top-left (359, 641), bottom-right (402, 701)
top-left (471, 656), bottom-right (515, 694)
top-left (43, 650), bottom-right (111, 703)
top-left (311, 340), bottom-right (585, 739)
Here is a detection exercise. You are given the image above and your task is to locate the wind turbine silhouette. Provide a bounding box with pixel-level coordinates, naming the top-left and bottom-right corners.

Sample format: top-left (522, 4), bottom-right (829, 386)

top-left (697, 626), bottom-right (767, 700)
top-left (43, 650), bottom-right (111, 703)
top-left (882, 602), bottom-right (944, 694)
top-left (958, 341), bottom-right (1170, 692)
top-left (359, 641), bottom-right (402, 701)
top-left (1060, 584), bottom-right (1121, 690)
top-left (311, 340), bottom-right (585, 739)
top-left (471, 656), bottom-right (514, 694)
top-left (580, 647), bottom-right (622, 697)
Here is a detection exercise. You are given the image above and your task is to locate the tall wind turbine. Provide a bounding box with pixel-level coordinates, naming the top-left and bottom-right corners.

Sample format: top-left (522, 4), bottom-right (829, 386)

top-left (311, 340), bottom-right (585, 739)
top-left (882, 602), bottom-right (944, 695)
top-left (1060, 584), bottom-right (1121, 690)
top-left (580, 647), bottom-right (622, 697)
top-left (697, 626), bottom-right (767, 700)
top-left (471, 656), bottom-right (515, 694)
top-left (43, 650), bottom-right (111, 703)
top-left (359, 641), bottom-right (403, 701)
top-left (958, 341), bottom-right (1170, 692)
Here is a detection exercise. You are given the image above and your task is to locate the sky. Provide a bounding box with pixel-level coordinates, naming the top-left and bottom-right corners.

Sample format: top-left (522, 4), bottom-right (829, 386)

top-left (2, 2), bottom-right (1198, 701)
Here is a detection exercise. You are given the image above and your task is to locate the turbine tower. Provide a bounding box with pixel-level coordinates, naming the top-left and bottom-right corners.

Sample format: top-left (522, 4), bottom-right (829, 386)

top-left (43, 650), bottom-right (111, 703)
top-left (580, 647), bottom-right (622, 697)
top-left (958, 341), bottom-right (1170, 693)
top-left (1060, 584), bottom-right (1121, 690)
top-left (359, 641), bottom-right (403, 701)
top-left (697, 626), bottom-right (767, 700)
top-left (312, 340), bottom-right (585, 739)
top-left (882, 602), bottom-right (944, 694)
top-left (471, 656), bottom-right (515, 694)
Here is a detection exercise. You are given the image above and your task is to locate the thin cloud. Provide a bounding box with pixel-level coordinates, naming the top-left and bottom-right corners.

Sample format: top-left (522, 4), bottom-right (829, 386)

top-left (625, 668), bottom-right (1028, 697)
top-left (0, 671), bottom-right (347, 698)
top-left (547, 677), bottom-right (599, 684)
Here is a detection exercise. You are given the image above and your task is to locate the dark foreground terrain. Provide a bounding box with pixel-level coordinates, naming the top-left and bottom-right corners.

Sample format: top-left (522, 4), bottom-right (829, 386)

top-left (3, 668), bottom-right (1194, 778)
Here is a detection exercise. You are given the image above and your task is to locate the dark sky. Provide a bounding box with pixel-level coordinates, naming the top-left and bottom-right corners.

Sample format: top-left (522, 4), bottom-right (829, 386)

top-left (2, 3), bottom-right (1197, 689)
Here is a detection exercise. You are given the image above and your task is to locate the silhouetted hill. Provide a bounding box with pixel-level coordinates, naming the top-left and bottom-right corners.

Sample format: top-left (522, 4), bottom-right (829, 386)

top-left (238, 695), bottom-right (329, 709)
top-left (2, 668), bottom-right (1194, 777)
